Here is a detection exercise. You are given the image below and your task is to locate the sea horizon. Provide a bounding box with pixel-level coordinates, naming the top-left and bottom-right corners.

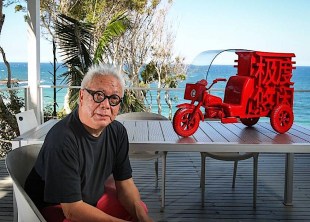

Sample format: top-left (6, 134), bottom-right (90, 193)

top-left (1, 62), bottom-right (310, 82)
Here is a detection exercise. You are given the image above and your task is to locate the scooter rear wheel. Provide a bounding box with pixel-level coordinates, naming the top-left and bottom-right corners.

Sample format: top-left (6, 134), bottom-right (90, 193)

top-left (240, 117), bottom-right (260, 126)
top-left (270, 104), bottom-right (294, 133)
top-left (173, 108), bottom-right (200, 137)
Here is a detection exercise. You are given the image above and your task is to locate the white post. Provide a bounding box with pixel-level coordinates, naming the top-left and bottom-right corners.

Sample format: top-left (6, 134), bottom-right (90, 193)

top-left (27, 0), bottom-right (41, 123)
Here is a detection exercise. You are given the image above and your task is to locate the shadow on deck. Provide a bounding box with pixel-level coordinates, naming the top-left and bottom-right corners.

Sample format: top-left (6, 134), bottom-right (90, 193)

top-left (1, 152), bottom-right (310, 221)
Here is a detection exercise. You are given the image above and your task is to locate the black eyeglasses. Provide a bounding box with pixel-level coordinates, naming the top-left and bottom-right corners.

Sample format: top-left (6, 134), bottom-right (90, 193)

top-left (84, 89), bottom-right (122, 106)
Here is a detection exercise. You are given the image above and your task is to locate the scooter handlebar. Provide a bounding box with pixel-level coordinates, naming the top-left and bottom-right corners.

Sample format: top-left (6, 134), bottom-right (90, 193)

top-left (213, 78), bottom-right (227, 83)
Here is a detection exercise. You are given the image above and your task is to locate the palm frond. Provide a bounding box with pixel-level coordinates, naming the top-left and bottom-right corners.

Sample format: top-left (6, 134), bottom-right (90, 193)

top-left (94, 11), bottom-right (131, 64)
top-left (55, 14), bottom-right (94, 73)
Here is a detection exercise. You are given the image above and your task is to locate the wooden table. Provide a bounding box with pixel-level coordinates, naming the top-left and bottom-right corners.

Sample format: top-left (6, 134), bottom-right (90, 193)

top-left (13, 119), bottom-right (310, 211)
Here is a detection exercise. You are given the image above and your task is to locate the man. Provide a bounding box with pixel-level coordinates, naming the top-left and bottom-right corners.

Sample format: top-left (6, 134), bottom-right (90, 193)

top-left (25, 64), bottom-right (153, 222)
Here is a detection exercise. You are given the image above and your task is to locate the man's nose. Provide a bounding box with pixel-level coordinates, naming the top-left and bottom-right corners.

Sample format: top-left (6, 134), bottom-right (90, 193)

top-left (99, 97), bottom-right (110, 107)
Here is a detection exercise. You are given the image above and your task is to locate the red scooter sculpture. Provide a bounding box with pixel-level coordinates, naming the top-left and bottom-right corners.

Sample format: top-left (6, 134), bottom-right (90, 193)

top-left (173, 51), bottom-right (296, 137)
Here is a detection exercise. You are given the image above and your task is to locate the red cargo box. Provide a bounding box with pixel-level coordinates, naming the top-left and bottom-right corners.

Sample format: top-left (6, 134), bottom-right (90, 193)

top-left (184, 83), bottom-right (206, 101)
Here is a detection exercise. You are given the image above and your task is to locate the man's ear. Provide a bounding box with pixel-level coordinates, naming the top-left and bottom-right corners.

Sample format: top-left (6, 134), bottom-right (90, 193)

top-left (79, 89), bottom-right (84, 105)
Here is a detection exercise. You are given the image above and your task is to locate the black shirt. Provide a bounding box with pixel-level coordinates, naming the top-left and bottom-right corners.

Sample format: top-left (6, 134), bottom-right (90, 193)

top-left (25, 108), bottom-right (132, 209)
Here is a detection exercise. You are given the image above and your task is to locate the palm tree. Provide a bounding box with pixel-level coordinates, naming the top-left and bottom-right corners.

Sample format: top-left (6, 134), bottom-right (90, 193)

top-left (55, 14), bottom-right (93, 111)
top-left (55, 12), bottom-right (132, 111)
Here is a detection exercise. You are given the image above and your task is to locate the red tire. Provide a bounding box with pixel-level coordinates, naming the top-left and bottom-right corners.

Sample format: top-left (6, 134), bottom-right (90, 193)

top-left (173, 108), bottom-right (200, 137)
top-left (270, 104), bottom-right (294, 134)
top-left (240, 117), bottom-right (260, 127)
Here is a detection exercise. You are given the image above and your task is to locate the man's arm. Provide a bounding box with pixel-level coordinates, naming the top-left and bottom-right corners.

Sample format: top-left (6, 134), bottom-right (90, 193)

top-left (61, 201), bottom-right (128, 222)
top-left (115, 178), bottom-right (153, 222)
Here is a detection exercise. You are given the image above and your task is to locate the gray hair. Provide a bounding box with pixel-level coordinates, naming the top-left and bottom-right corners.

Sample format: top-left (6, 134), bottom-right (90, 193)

top-left (81, 64), bottom-right (125, 96)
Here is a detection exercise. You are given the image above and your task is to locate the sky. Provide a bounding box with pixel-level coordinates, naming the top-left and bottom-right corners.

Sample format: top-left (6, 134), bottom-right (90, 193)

top-left (0, 0), bottom-right (309, 65)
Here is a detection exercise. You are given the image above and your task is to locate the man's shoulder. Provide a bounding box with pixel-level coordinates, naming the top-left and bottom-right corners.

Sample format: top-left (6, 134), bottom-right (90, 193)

top-left (111, 119), bottom-right (123, 126)
top-left (110, 120), bottom-right (126, 131)
top-left (47, 112), bottom-right (77, 138)
top-left (105, 120), bottom-right (128, 139)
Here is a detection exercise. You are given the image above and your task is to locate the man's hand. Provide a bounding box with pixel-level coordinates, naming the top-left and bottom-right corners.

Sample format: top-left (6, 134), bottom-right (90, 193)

top-left (133, 200), bottom-right (154, 222)
top-left (115, 178), bottom-right (154, 222)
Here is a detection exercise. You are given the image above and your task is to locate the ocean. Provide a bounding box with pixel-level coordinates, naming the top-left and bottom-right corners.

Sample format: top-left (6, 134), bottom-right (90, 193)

top-left (1, 62), bottom-right (310, 127)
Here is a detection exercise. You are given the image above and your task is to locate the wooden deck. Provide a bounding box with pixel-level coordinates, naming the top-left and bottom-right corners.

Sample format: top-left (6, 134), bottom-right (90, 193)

top-left (1, 152), bottom-right (310, 221)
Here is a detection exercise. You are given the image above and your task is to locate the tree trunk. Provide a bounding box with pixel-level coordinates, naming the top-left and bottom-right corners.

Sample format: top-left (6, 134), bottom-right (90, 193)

top-left (52, 40), bottom-right (57, 117)
top-left (0, 46), bottom-right (12, 87)
top-left (164, 91), bottom-right (172, 120)
top-left (157, 79), bottom-right (162, 115)
top-left (0, 46), bottom-right (19, 133)
top-left (0, 0), bottom-right (4, 34)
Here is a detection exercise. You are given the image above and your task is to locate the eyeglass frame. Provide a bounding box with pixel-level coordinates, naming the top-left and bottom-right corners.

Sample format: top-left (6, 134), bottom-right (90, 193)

top-left (83, 88), bottom-right (123, 106)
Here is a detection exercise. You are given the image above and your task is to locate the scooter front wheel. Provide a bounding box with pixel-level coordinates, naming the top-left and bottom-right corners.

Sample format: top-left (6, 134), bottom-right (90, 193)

top-left (173, 108), bottom-right (200, 137)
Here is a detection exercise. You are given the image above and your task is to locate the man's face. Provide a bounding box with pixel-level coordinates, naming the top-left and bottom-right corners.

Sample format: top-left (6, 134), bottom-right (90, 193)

top-left (79, 74), bottom-right (122, 133)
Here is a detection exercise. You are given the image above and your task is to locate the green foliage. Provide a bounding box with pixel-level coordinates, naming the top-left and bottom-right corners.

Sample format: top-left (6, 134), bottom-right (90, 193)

top-left (14, 4), bottom-right (24, 12)
top-left (141, 60), bottom-right (186, 88)
top-left (123, 0), bottom-right (148, 11)
top-left (120, 89), bottom-right (145, 113)
top-left (140, 56), bottom-right (187, 116)
top-left (43, 104), bottom-right (54, 122)
top-left (93, 11), bottom-right (131, 64)
top-left (56, 108), bottom-right (69, 119)
top-left (6, 92), bottom-right (24, 112)
top-left (84, 2), bottom-right (107, 23)
top-left (0, 85), bottom-right (24, 158)
top-left (141, 62), bottom-right (157, 84)
top-left (43, 104), bottom-right (67, 122)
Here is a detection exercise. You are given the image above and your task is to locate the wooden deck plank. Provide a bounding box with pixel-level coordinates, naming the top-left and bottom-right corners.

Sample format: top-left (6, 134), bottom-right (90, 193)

top-left (1, 152), bottom-right (310, 221)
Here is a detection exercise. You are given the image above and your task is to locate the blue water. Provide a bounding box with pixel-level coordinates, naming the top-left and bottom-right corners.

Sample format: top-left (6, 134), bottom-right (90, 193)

top-left (1, 62), bottom-right (310, 126)
top-left (0, 62), bottom-right (67, 85)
